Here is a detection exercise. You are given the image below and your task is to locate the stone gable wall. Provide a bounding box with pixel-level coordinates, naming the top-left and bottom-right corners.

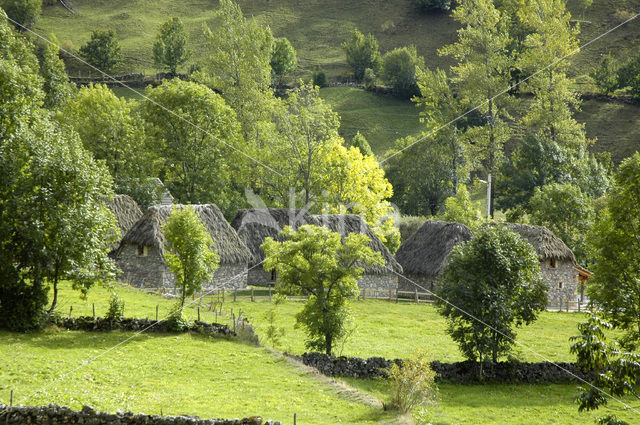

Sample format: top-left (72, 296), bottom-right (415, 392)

top-left (540, 259), bottom-right (579, 306)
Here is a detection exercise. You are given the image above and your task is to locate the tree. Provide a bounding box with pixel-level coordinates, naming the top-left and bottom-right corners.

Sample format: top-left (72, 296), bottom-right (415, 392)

top-left (439, 184), bottom-right (483, 230)
top-left (342, 28), bottom-right (381, 82)
top-left (37, 33), bottom-right (72, 109)
top-left (440, 0), bottom-right (514, 217)
top-left (410, 0), bottom-right (451, 13)
top-left (590, 53), bottom-right (620, 95)
top-left (142, 79), bottom-right (244, 213)
top-left (616, 54), bottom-right (640, 100)
top-left (153, 17), bottom-right (189, 75)
top-left (587, 153), bottom-right (640, 346)
top-left (79, 29), bottom-right (122, 73)
top-left (270, 37), bottom-right (297, 87)
top-left (262, 225), bottom-right (384, 355)
top-left (163, 207), bottom-right (219, 311)
top-left (380, 46), bottom-right (424, 98)
top-left (529, 183), bottom-right (594, 263)
top-left (570, 315), bottom-right (640, 425)
top-left (349, 131), bottom-right (373, 157)
top-left (436, 225), bottom-right (547, 364)
top-left (1, 0), bottom-right (41, 29)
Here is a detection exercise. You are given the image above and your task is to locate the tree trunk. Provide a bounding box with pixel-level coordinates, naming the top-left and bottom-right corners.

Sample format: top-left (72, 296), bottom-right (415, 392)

top-left (48, 264), bottom-right (60, 314)
top-left (325, 332), bottom-right (333, 356)
top-left (492, 331), bottom-right (498, 363)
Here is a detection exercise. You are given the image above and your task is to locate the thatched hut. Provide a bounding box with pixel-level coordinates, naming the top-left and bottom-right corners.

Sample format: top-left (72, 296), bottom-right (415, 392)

top-left (106, 194), bottom-right (143, 254)
top-left (310, 214), bottom-right (403, 291)
top-left (498, 223), bottom-right (579, 306)
top-left (395, 221), bottom-right (472, 293)
top-left (231, 208), bottom-right (313, 286)
top-left (115, 204), bottom-right (250, 290)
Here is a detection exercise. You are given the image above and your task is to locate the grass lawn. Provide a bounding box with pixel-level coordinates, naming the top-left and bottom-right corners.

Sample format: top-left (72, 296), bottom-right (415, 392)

top-left (52, 281), bottom-right (608, 363)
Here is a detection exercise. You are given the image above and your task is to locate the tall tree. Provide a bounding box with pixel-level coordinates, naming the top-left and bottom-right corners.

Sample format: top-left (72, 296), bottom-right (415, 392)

top-left (142, 79), bottom-right (244, 213)
top-left (380, 46), bottom-right (424, 98)
top-left (342, 28), bottom-right (381, 82)
top-left (1, 0), bottom-right (41, 29)
top-left (440, 0), bottom-right (514, 217)
top-left (153, 17), bottom-right (189, 75)
top-left (270, 37), bottom-right (297, 87)
top-left (37, 33), bottom-right (72, 109)
top-left (587, 153), bottom-right (640, 346)
top-left (79, 29), bottom-right (122, 73)
top-left (262, 225), bottom-right (383, 355)
top-left (436, 225), bottom-right (547, 364)
top-left (163, 207), bottom-right (219, 311)
top-left (438, 184), bottom-right (483, 230)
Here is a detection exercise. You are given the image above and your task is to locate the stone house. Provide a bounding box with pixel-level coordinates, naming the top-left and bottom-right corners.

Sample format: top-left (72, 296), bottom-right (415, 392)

top-left (395, 221), bottom-right (472, 293)
top-left (106, 194), bottom-right (143, 255)
top-left (231, 209), bottom-right (402, 290)
top-left (114, 204), bottom-right (251, 290)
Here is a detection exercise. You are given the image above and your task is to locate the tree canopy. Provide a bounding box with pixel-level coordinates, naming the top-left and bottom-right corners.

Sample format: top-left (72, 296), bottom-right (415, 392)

top-left (153, 17), bottom-right (189, 74)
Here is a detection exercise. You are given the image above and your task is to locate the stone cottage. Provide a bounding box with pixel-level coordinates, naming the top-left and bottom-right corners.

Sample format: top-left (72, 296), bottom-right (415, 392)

top-left (395, 221), bottom-right (472, 293)
top-left (231, 208), bottom-right (314, 286)
top-left (106, 194), bottom-right (143, 255)
top-left (310, 214), bottom-right (402, 291)
top-left (114, 204), bottom-right (251, 290)
top-left (231, 209), bottom-right (402, 290)
top-left (499, 223), bottom-right (580, 306)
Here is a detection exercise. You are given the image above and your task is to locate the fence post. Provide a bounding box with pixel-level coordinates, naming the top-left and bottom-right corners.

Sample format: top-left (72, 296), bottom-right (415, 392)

top-left (10, 389), bottom-right (13, 406)
top-left (234, 288), bottom-right (237, 302)
top-left (222, 288), bottom-right (225, 303)
top-left (395, 289), bottom-right (399, 304)
top-left (251, 288), bottom-right (255, 302)
top-left (156, 305), bottom-right (159, 321)
top-left (269, 287), bottom-right (272, 301)
top-left (92, 303), bottom-right (95, 319)
top-left (414, 288), bottom-right (418, 303)
top-left (362, 288), bottom-right (366, 300)
top-left (388, 289), bottom-right (392, 302)
top-left (69, 306), bottom-right (73, 318)
top-left (198, 306), bottom-right (201, 322)
top-left (294, 413), bottom-right (297, 425)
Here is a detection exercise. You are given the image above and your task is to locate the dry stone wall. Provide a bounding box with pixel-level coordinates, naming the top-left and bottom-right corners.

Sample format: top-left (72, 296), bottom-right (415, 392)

top-left (0, 405), bottom-right (280, 425)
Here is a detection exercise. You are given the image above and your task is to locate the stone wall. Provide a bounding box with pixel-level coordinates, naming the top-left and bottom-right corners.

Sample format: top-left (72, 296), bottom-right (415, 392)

top-left (397, 274), bottom-right (434, 293)
top-left (540, 259), bottom-right (579, 306)
top-left (0, 405), bottom-right (280, 425)
top-left (54, 317), bottom-right (235, 336)
top-left (247, 267), bottom-right (275, 287)
top-left (357, 273), bottom-right (398, 291)
top-left (116, 243), bottom-right (248, 290)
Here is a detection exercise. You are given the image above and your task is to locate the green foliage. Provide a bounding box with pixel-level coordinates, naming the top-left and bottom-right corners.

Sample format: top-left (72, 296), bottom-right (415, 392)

top-left (350, 131), bottom-right (373, 157)
top-left (165, 303), bottom-right (190, 331)
top-left (587, 153), bottom-right (640, 342)
top-left (436, 225), bottom-right (548, 363)
top-left (363, 68), bottom-right (376, 91)
top-left (616, 54), bottom-right (640, 98)
top-left (153, 17), bottom-right (189, 74)
top-left (263, 294), bottom-right (287, 349)
top-left (1, 0), bottom-right (41, 29)
top-left (570, 315), bottom-right (639, 422)
top-left (79, 29), bottom-right (122, 73)
top-left (0, 266), bottom-right (48, 331)
top-left (438, 185), bottom-right (483, 230)
top-left (37, 33), bottom-right (72, 109)
top-left (342, 28), bottom-right (381, 82)
top-left (410, 0), bottom-right (451, 13)
top-left (270, 37), bottom-right (297, 86)
top-left (380, 46), bottom-right (424, 98)
top-left (529, 183), bottom-right (594, 263)
top-left (142, 79), bottom-right (244, 212)
top-left (262, 225), bottom-right (383, 355)
top-left (590, 53), bottom-right (620, 95)
top-left (114, 177), bottom-right (163, 211)
top-left (163, 207), bottom-right (219, 310)
top-left (105, 292), bottom-right (124, 322)
top-left (313, 69), bottom-right (327, 88)
top-left (386, 351), bottom-right (438, 414)
top-left (396, 215), bottom-right (429, 242)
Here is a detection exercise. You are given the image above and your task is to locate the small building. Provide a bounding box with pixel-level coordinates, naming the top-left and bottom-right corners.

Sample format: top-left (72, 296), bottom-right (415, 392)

top-left (231, 208), bottom-right (313, 286)
top-left (501, 223), bottom-right (579, 306)
top-left (395, 221), bottom-right (472, 293)
top-left (310, 214), bottom-right (403, 291)
top-left (231, 209), bottom-right (402, 290)
top-left (106, 194), bottom-right (143, 255)
top-left (114, 204), bottom-right (250, 290)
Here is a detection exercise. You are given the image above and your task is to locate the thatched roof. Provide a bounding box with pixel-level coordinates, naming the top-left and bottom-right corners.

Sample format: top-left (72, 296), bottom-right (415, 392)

top-left (118, 204), bottom-right (250, 265)
top-left (395, 221), bottom-right (472, 277)
top-left (231, 208), bottom-right (313, 264)
top-left (310, 214), bottom-right (402, 275)
top-left (107, 194), bottom-right (143, 238)
top-left (495, 223), bottom-right (576, 264)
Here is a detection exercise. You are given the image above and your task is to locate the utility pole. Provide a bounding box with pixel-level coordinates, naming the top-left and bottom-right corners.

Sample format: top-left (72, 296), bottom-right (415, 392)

top-left (486, 173), bottom-right (492, 219)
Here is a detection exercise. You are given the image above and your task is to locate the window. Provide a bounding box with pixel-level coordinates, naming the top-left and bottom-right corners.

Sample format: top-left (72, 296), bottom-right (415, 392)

top-left (549, 258), bottom-right (557, 268)
top-left (137, 245), bottom-right (148, 257)
top-left (270, 269), bottom-right (277, 282)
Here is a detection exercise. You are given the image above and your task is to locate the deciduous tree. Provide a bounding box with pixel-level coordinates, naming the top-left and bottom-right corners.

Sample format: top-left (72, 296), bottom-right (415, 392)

top-left (37, 33), bottom-right (72, 109)
top-left (342, 28), bottom-right (381, 82)
top-left (262, 225), bottom-right (383, 355)
top-left (79, 29), bottom-right (122, 73)
top-left (153, 17), bottom-right (189, 75)
top-left (381, 46), bottom-right (424, 98)
top-left (270, 37), bottom-right (297, 87)
top-left (1, 0), bottom-right (41, 29)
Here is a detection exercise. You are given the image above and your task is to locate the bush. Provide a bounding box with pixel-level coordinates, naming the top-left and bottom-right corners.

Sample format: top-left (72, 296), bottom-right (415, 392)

top-left (386, 352), bottom-right (438, 413)
top-left (342, 28), bottom-right (381, 82)
top-left (381, 46), bottom-right (424, 98)
top-left (410, 0), bottom-right (452, 13)
top-left (616, 54), bottom-right (640, 99)
top-left (312, 69), bottom-right (326, 88)
top-left (1, 0), bottom-right (42, 29)
top-left (0, 266), bottom-right (48, 331)
top-left (165, 303), bottom-right (190, 331)
top-left (79, 29), bottom-right (122, 73)
top-left (363, 67), bottom-right (376, 91)
top-left (105, 292), bottom-right (124, 322)
top-left (590, 53), bottom-right (619, 95)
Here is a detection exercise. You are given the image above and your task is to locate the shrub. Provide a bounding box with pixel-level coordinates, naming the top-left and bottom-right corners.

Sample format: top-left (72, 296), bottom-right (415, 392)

top-left (1, 0), bottom-right (42, 29)
top-left (590, 53), bottom-right (619, 95)
top-left (105, 292), bottom-right (124, 322)
top-left (263, 294), bottom-right (286, 348)
top-left (312, 69), bottom-right (326, 88)
top-left (0, 265), bottom-right (48, 331)
top-left (386, 352), bottom-right (438, 413)
top-left (381, 46), bottom-right (424, 98)
top-left (616, 54), bottom-right (640, 99)
top-left (79, 29), bottom-right (122, 73)
top-left (342, 28), bottom-right (381, 82)
top-left (363, 67), bottom-right (376, 91)
top-left (410, 0), bottom-right (452, 13)
top-left (165, 303), bottom-right (189, 331)
top-left (270, 37), bottom-right (297, 86)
